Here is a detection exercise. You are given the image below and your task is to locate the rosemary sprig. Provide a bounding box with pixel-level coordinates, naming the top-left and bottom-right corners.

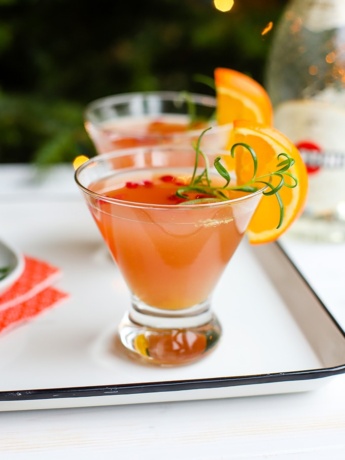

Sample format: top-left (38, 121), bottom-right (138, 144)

top-left (0, 266), bottom-right (10, 281)
top-left (176, 128), bottom-right (298, 229)
top-left (193, 74), bottom-right (215, 91)
top-left (175, 91), bottom-right (198, 125)
top-left (176, 84), bottom-right (216, 126)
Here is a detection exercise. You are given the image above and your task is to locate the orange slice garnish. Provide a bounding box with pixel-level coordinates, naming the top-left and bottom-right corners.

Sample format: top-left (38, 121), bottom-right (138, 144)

top-left (215, 67), bottom-right (273, 126)
top-left (229, 120), bottom-right (308, 244)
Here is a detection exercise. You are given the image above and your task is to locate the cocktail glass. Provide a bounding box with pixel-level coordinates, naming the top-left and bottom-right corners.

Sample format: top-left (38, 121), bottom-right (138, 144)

top-left (84, 91), bottom-right (231, 153)
top-left (75, 145), bottom-right (263, 366)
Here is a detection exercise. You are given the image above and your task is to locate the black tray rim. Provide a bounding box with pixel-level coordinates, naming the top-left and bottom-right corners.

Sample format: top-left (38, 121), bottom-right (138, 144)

top-left (2, 241), bottom-right (345, 403)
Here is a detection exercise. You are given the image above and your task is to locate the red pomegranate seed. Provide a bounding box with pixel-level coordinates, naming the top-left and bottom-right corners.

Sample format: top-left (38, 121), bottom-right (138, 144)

top-left (125, 181), bottom-right (139, 189)
top-left (168, 194), bottom-right (185, 204)
top-left (142, 180), bottom-right (153, 187)
top-left (159, 175), bottom-right (175, 183)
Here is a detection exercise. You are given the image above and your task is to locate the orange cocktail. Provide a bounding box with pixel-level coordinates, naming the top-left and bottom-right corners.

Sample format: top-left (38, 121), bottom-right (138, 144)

top-left (90, 171), bottom-right (252, 310)
top-left (75, 145), bottom-right (263, 366)
top-left (84, 91), bottom-right (232, 153)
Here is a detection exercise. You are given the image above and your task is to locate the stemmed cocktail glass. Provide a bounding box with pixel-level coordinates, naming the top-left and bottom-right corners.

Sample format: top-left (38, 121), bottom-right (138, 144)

top-left (75, 145), bottom-right (264, 366)
top-left (84, 91), bottom-right (231, 153)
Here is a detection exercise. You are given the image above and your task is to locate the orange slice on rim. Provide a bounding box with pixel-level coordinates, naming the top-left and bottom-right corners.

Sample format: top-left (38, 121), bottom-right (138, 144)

top-left (229, 120), bottom-right (308, 244)
top-left (215, 67), bottom-right (273, 126)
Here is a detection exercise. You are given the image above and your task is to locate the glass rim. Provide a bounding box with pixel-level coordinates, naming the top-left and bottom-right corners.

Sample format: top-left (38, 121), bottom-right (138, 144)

top-left (74, 146), bottom-right (265, 210)
top-left (84, 91), bottom-right (233, 139)
top-left (85, 90), bottom-right (217, 114)
top-left (84, 91), bottom-right (233, 127)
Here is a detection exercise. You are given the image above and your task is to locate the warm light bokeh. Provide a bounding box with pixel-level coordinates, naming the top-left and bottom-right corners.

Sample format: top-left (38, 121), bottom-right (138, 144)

top-left (261, 21), bottom-right (274, 36)
top-left (73, 155), bottom-right (89, 170)
top-left (214, 0), bottom-right (234, 13)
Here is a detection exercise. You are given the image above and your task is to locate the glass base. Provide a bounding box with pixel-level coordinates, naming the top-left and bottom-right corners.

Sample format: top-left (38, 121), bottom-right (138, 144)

top-left (118, 300), bottom-right (222, 366)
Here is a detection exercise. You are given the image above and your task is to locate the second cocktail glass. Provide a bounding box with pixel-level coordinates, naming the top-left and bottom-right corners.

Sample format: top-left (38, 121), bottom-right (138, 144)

top-left (84, 91), bottom-right (231, 153)
top-left (75, 145), bottom-right (264, 366)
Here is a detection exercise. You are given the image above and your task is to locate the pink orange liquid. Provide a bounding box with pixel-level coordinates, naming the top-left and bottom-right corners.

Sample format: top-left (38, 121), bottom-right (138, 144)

top-left (87, 170), bottom-right (254, 310)
top-left (86, 115), bottom-right (209, 153)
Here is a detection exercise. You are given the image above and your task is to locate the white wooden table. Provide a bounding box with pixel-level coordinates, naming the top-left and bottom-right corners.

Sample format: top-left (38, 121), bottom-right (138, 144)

top-left (1, 164), bottom-right (345, 459)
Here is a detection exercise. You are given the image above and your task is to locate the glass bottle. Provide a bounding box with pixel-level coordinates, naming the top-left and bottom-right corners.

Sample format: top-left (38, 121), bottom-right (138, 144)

top-left (266, 0), bottom-right (345, 242)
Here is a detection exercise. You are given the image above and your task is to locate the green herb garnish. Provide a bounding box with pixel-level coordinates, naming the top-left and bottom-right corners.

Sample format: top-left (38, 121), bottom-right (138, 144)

top-left (0, 266), bottom-right (10, 281)
top-left (193, 74), bottom-right (215, 91)
top-left (175, 91), bottom-right (199, 125)
top-left (176, 128), bottom-right (298, 229)
top-left (176, 89), bottom-right (216, 126)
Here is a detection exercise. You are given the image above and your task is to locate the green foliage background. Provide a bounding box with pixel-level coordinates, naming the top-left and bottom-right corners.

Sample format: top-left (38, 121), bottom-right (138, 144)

top-left (0, 0), bottom-right (286, 164)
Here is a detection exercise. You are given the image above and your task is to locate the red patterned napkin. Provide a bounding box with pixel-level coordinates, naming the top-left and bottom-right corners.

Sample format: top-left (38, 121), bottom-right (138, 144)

top-left (0, 256), bottom-right (68, 334)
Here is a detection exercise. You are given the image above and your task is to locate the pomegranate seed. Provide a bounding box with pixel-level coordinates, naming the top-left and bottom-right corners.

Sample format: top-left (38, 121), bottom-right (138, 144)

top-left (125, 181), bottom-right (139, 189)
top-left (168, 194), bottom-right (185, 204)
top-left (159, 175), bottom-right (175, 183)
top-left (142, 180), bottom-right (153, 187)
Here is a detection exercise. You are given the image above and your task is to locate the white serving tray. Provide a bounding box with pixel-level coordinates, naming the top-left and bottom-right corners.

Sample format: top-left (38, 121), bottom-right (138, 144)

top-left (1, 192), bottom-right (345, 412)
